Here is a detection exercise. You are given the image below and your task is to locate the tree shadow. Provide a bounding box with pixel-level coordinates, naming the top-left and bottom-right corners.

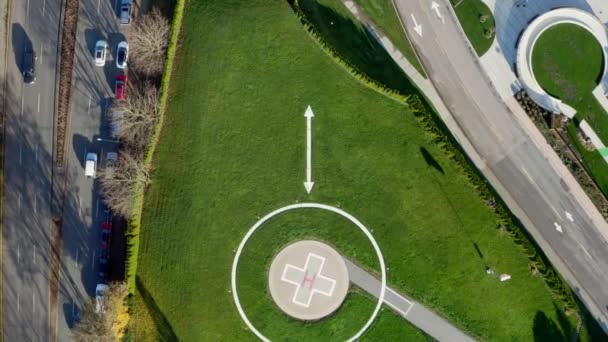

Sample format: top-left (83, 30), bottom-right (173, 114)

top-left (296, 0), bottom-right (417, 95)
top-left (533, 310), bottom-right (566, 341)
top-left (420, 146), bottom-right (444, 174)
top-left (136, 276), bottom-right (178, 341)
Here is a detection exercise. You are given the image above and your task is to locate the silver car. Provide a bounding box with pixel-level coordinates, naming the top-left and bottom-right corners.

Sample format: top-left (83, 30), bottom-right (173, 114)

top-left (116, 41), bottom-right (128, 69)
top-left (120, 0), bottom-right (131, 25)
top-left (94, 40), bottom-right (108, 66)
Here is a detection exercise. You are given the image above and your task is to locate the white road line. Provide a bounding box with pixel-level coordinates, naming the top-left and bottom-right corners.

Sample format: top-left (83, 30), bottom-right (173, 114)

top-left (20, 94), bottom-right (24, 115)
top-left (521, 166), bottom-right (563, 220)
top-left (37, 93), bottom-right (40, 112)
top-left (87, 94), bottom-right (92, 115)
top-left (35, 143), bottom-right (38, 162)
top-left (33, 245), bottom-right (36, 265)
top-left (17, 244), bottom-right (20, 263)
top-left (33, 194), bottom-right (37, 213)
top-left (580, 244), bottom-right (593, 259)
top-left (98, 0), bottom-right (101, 14)
top-left (17, 193), bottom-right (21, 210)
top-left (32, 293), bottom-right (35, 313)
top-left (17, 292), bottom-right (20, 313)
top-left (26, 0), bottom-right (30, 16)
top-left (40, 43), bottom-right (43, 64)
top-left (42, 0), bottom-right (46, 16)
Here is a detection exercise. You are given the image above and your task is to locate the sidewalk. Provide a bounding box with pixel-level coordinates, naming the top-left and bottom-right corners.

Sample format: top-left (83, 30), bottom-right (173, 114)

top-left (343, 258), bottom-right (475, 342)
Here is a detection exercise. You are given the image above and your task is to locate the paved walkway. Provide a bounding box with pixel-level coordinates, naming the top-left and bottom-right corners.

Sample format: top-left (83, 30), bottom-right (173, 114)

top-left (343, 258), bottom-right (475, 342)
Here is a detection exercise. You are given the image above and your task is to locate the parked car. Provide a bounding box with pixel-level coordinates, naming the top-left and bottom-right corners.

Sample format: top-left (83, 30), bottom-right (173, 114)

top-left (115, 74), bottom-right (126, 100)
top-left (119, 1), bottom-right (132, 25)
top-left (109, 110), bottom-right (122, 138)
top-left (94, 283), bottom-right (108, 313)
top-left (22, 49), bottom-right (36, 84)
top-left (116, 41), bottom-right (128, 69)
top-left (85, 152), bottom-right (98, 178)
top-left (105, 152), bottom-right (118, 178)
top-left (94, 40), bottom-right (108, 66)
top-left (100, 221), bottom-right (112, 248)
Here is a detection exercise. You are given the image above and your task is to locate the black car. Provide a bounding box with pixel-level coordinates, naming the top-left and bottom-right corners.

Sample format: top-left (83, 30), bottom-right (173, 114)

top-left (22, 50), bottom-right (36, 84)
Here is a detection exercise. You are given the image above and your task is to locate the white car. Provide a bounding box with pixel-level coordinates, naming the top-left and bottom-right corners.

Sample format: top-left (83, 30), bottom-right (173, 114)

top-left (94, 40), bottom-right (108, 66)
top-left (85, 152), bottom-right (98, 178)
top-left (116, 41), bottom-right (128, 69)
top-left (95, 283), bottom-right (109, 314)
top-left (119, 0), bottom-right (132, 25)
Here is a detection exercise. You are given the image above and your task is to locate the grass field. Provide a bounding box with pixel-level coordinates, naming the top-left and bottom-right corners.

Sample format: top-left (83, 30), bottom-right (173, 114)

top-left (449, 0), bottom-right (495, 56)
top-left (532, 23), bottom-right (608, 195)
top-left (354, 0), bottom-right (426, 77)
top-left (131, 0), bottom-right (590, 340)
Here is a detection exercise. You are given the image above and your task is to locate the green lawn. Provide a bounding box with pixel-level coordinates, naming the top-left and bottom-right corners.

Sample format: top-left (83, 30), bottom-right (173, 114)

top-left (354, 0), bottom-right (426, 77)
top-left (132, 0), bottom-right (587, 340)
top-left (450, 0), bottom-right (495, 56)
top-left (532, 23), bottom-right (608, 195)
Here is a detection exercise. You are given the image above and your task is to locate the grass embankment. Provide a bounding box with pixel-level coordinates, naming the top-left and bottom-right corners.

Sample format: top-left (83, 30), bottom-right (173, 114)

top-left (449, 0), bottom-right (495, 56)
top-left (532, 23), bottom-right (608, 195)
top-left (354, 0), bottom-right (426, 77)
top-left (131, 0), bottom-right (587, 340)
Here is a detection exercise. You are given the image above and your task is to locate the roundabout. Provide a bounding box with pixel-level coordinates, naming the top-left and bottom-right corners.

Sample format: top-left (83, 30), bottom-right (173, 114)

top-left (516, 8), bottom-right (608, 118)
top-left (230, 203), bottom-right (386, 342)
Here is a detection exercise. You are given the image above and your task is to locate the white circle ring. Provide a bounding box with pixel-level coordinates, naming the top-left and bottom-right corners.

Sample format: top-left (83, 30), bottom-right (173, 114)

top-left (230, 203), bottom-right (386, 342)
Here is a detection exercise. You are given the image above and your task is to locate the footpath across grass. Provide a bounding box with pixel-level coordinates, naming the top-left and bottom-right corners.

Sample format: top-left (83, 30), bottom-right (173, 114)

top-left (355, 0), bottom-right (426, 77)
top-left (131, 0), bottom-right (592, 340)
top-left (449, 0), bottom-right (495, 56)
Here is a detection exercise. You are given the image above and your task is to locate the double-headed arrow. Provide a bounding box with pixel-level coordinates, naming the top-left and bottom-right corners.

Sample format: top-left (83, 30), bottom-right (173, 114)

top-left (304, 106), bottom-right (314, 194)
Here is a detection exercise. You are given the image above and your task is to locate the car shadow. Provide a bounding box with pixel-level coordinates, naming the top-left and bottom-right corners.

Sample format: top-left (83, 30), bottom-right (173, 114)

top-left (72, 133), bottom-right (92, 168)
top-left (11, 23), bottom-right (33, 79)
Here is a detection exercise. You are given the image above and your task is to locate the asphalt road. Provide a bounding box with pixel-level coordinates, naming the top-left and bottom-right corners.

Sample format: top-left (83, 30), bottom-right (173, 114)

top-left (55, 0), bottom-right (123, 339)
top-left (343, 258), bottom-right (474, 341)
top-left (2, 0), bottom-right (63, 339)
top-left (394, 0), bottom-right (608, 330)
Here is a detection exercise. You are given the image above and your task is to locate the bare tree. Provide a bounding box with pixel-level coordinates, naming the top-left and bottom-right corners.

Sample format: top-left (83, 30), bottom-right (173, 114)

top-left (130, 8), bottom-right (171, 76)
top-left (71, 283), bottom-right (129, 341)
top-left (110, 82), bottom-right (159, 151)
top-left (99, 151), bottom-right (150, 217)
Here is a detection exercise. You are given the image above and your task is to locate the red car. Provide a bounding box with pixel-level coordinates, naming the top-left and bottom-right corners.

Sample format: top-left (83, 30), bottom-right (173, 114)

top-left (100, 221), bottom-right (112, 248)
top-left (115, 74), bottom-right (127, 100)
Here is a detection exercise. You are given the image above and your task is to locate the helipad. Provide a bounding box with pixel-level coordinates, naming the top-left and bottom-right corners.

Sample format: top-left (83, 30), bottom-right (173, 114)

top-left (268, 240), bottom-right (350, 321)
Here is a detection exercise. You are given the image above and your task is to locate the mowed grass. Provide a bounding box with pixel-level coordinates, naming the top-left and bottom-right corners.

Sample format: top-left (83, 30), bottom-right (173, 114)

top-left (354, 0), bottom-right (426, 77)
top-left (132, 0), bottom-right (581, 340)
top-left (449, 0), bottom-right (495, 56)
top-left (532, 24), bottom-right (608, 195)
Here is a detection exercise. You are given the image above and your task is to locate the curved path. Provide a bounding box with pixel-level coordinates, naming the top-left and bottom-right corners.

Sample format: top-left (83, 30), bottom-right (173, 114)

top-left (516, 8), bottom-right (608, 118)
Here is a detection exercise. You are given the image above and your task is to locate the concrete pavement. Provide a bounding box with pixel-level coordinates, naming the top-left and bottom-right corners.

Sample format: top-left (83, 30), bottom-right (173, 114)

top-left (2, 0), bottom-right (64, 339)
top-left (393, 0), bottom-right (608, 332)
top-left (343, 258), bottom-right (474, 342)
top-left (55, 0), bottom-right (122, 339)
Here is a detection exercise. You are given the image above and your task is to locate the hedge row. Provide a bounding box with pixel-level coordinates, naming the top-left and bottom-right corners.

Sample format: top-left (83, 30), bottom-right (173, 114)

top-left (292, 1), bottom-right (410, 104)
top-left (124, 0), bottom-right (186, 294)
top-left (407, 95), bottom-right (577, 312)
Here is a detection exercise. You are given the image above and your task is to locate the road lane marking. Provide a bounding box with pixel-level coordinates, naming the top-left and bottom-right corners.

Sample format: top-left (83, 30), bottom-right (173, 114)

top-left (35, 143), bottom-right (38, 162)
top-left (554, 222), bottom-right (563, 233)
top-left (42, 0), bottom-right (46, 16)
top-left (521, 166), bottom-right (563, 220)
top-left (565, 211), bottom-right (574, 222)
top-left (37, 93), bottom-right (40, 112)
top-left (87, 94), bottom-right (92, 115)
top-left (34, 194), bottom-right (37, 213)
top-left (580, 244), bottom-right (593, 259)
top-left (17, 244), bottom-right (20, 263)
top-left (32, 293), bottom-right (35, 313)
top-left (26, 0), bottom-right (30, 16)
top-left (17, 292), bottom-right (20, 313)
top-left (17, 192), bottom-right (21, 210)
top-left (20, 94), bottom-right (24, 115)
top-left (40, 43), bottom-right (43, 64)
top-left (33, 244), bottom-right (36, 265)
top-left (98, 0), bottom-right (101, 14)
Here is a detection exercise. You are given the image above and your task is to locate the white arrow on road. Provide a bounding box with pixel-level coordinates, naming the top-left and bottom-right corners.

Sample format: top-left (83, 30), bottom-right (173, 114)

top-left (411, 14), bottom-right (423, 37)
top-left (565, 211), bottom-right (574, 222)
top-left (554, 222), bottom-right (563, 233)
top-left (304, 106), bottom-right (315, 194)
top-left (431, 1), bottom-right (445, 23)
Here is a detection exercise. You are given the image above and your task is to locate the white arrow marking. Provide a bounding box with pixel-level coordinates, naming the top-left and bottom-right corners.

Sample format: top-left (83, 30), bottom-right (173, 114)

top-left (431, 1), bottom-right (444, 23)
top-left (554, 222), bottom-right (563, 233)
top-left (565, 211), bottom-right (574, 222)
top-left (411, 14), bottom-right (423, 37)
top-left (304, 106), bottom-right (315, 194)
